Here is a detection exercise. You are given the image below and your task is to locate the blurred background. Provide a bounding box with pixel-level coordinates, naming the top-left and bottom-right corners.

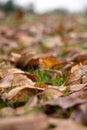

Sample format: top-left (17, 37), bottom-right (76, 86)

top-left (0, 0), bottom-right (87, 14)
top-left (0, 0), bottom-right (87, 67)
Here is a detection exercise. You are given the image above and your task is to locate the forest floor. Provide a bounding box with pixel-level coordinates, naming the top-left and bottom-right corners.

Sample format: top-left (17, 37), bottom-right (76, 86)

top-left (0, 12), bottom-right (87, 130)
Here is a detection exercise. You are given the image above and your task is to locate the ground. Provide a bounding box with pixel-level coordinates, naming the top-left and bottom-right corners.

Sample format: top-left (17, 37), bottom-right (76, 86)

top-left (0, 11), bottom-right (87, 130)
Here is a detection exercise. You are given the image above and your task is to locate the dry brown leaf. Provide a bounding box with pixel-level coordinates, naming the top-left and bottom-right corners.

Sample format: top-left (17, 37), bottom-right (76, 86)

top-left (18, 34), bottom-right (35, 46)
top-left (65, 64), bottom-right (87, 85)
top-left (0, 107), bottom-right (14, 117)
top-left (15, 107), bottom-right (25, 116)
top-left (71, 103), bottom-right (87, 125)
top-left (65, 84), bottom-right (87, 92)
top-left (15, 50), bottom-right (40, 68)
top-left (11, 73), bottom-right (35, 87)
top-left (69, 51), bottom-right (87, 63)
top-left (0, 73), bottom-right (14, 89)
top-left (0, 68), bottom-right (35, 91)
top-left (36, 82), bottom-right (48, 88)
top-left (25, 96), bottom-right (38, 110)
top-left (3, 85), bottom-right (44, 104)
top-left (0, 37), bottom-right (19, 52)
top-left (41, 88), bottom-right (63, 101)
top-left (48, 118), bottom-right (87, 130)
top-left (42, 90), bottom-right (87, 109)
top-left (15, 48), bottom-right (60, 69)
top-left (42, 57), bottom-right (66, 69)
top-left (0, 113), bottom-right (48, 130)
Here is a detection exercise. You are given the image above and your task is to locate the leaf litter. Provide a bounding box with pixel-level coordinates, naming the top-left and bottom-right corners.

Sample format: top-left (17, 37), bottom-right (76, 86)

top-left (0, 11), bottom-right (87, 130)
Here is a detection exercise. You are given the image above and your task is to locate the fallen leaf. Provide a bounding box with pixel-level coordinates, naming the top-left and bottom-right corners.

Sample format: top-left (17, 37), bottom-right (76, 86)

top-left (48, 118), bottom-right (87, 130)
top-left (65, 84), bottom-right (87, 92)
top-left (42, 57), bottom-right (66, 69)
top-left (42, 90), bottom-right (87, 109)
top-left (25, 96), bottom-right (38, 110)
top-left (15, 107), bottom-right (25, 116)
top-left (5, 85), bottom-right (44, 104)
top-left (0, 68), bottom-right (35, 91)
top-left (71, 103), bottom-right (87, 125)
top-left (18, 34), bottom-right (35, 46)
top-left (65, 64), bottom-right (87, 85)
top-left (40, 88), bottom-right (63, 101)
top-left (0, 107), bottom-right (14, 117)
top-left (70, 51), bottom-right (87, 63)
top-left (0, 113), bottom-right (48, 130)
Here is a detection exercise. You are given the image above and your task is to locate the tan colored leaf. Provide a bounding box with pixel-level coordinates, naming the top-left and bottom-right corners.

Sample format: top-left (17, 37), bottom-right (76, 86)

top-left (18, 35), bottom-right (35, 46)
top-left (65, 84), bottom-right (87, 92)
top-left (0, 68), bottom-right (35, 91)
top-left (0, 113), bottom-right (48, 130)
top-left (71, 103), bottom-right (87, 125)
top-left (0, 107), bottom-right (14, 117)
top-left (41, 88), bottom-right (63, 101)
top-left (25, 96), bottom-right (38, 110)
top-left (65, 64), bottom-right (87, 85)
top-left (15, 107), bottom-right (25, 116)
top-left (5, 85), bottom-right (44, 104)
top-left (42, 90), bottom-right (87, 109)
top-left (48, 118), bottom-right (87, 130)
top-left (70, 51), bottom-right (87, 63)
top-left (15, 50), bottom-right (40, 68)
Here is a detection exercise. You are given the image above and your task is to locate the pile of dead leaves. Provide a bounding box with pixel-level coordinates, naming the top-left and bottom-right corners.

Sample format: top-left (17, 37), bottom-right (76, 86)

top-left (0, 12), bottom-right (87, 130)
